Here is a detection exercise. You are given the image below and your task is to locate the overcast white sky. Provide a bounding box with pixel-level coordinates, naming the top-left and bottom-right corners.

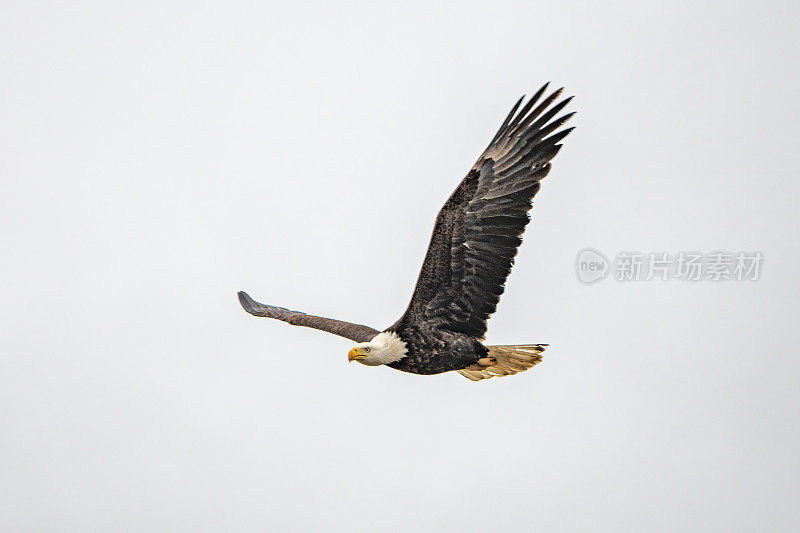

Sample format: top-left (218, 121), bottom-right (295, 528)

top-left (2, 1), bottom-right (799, 531)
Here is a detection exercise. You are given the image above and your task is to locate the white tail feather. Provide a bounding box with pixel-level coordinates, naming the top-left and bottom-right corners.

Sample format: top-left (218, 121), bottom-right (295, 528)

top-left (457, 344), bottom-right (546, 381)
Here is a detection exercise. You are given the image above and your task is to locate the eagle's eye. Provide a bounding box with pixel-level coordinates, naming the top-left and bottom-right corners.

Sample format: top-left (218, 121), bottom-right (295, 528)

top-left (363, 347), bottom-right (371, 353)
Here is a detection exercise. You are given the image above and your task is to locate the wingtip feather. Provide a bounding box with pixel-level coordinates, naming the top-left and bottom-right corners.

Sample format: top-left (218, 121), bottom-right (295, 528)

top-left (237, 291), bottom-right (262, 316)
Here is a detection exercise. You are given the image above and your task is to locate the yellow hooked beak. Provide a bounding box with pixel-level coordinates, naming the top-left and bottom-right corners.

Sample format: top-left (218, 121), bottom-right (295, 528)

top-left (348, 347), bottom-right (362, 362)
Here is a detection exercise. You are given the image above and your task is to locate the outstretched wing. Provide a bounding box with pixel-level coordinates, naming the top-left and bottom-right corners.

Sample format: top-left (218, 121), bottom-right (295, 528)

top-left (396, 84), bottom-right (574, 338)
top-left (238, 291), bottom-right (380, 342)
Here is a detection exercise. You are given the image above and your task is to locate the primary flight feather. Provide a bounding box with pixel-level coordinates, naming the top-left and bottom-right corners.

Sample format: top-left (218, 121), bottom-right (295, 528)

top-left (239, 84), bottom-right (574, 381)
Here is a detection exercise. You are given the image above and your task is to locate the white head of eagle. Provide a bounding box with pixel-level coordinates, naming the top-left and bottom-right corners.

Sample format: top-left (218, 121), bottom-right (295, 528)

top-left (348, 331), bottom-right (408, 366)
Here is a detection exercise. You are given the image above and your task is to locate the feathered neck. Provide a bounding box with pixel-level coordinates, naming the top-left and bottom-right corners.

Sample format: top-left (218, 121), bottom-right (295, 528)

top-left (368, 331), bottom-right (408, 365)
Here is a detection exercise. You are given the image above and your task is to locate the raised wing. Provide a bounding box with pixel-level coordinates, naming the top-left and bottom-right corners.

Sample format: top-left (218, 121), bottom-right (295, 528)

top-left (238, 291), bottom-right (380, 342)
top-left (396, 84), bottom-right (574, 338)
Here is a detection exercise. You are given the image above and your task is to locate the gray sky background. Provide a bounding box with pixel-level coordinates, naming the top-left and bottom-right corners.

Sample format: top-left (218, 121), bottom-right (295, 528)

top-left (2, 1), bottom-right (799, 531)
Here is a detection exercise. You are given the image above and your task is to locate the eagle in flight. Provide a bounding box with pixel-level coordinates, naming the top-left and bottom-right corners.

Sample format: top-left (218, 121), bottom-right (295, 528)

top-left (239, 83), bottom-right (574, 381)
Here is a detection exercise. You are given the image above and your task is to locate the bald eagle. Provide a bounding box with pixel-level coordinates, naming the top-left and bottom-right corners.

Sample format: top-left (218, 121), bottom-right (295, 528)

top-left (238, 84), bottom-right (574, 381)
